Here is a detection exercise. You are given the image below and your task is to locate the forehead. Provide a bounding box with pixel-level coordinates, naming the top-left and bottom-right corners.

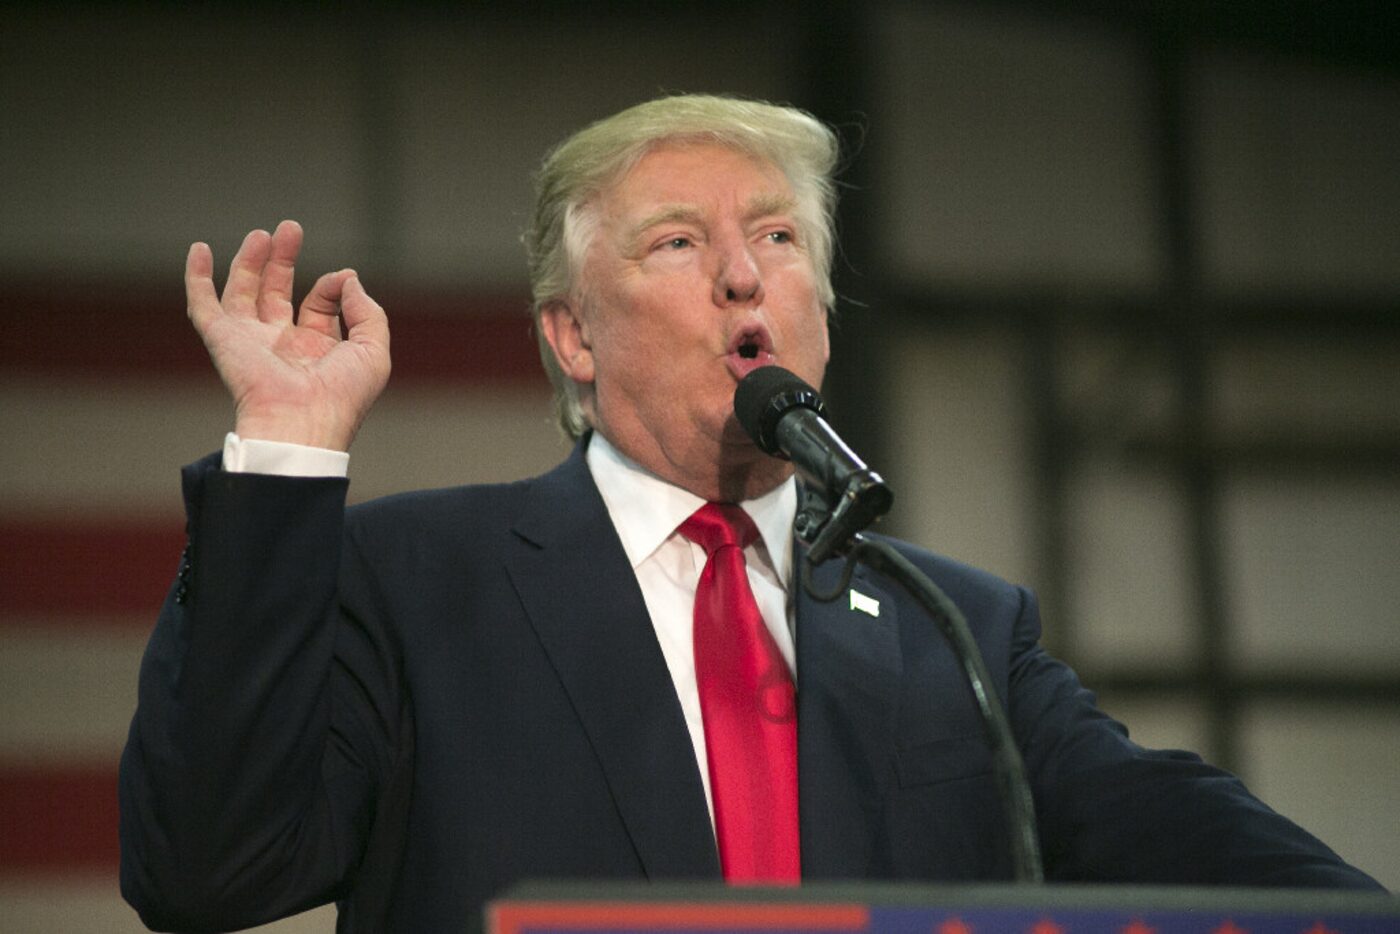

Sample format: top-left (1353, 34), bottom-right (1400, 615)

top-left (600, 141), bottom-right (795, 217)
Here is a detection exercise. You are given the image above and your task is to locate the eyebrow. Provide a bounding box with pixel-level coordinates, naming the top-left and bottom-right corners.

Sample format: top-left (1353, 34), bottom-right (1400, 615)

top-left (625, 193), bottom-right (800, 251)
top-left (744, 191), bottom-right (798, 222)
top-left (626, 205), bottom-right (706, 251)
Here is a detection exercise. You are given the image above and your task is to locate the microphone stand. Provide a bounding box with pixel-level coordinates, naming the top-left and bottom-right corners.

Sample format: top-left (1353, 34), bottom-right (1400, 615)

top-left (799, 496), bottom-right (1045, 884)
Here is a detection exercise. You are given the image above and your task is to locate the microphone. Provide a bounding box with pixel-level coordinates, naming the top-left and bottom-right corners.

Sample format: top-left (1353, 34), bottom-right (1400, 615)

top-left (735, 368), bottom-right (1045, 882)
top-left (734, 366), bottom-right (893, 562)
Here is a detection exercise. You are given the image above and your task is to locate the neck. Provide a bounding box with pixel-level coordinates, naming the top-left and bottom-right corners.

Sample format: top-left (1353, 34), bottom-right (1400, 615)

top-left (595, 429), bottom-right (793, 503)
top-left (709, 449), bottom-right (794, 503)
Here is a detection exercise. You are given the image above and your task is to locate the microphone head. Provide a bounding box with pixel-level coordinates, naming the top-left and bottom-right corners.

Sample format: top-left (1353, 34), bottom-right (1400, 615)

top-left (734, 366), bottom-right (827, 456)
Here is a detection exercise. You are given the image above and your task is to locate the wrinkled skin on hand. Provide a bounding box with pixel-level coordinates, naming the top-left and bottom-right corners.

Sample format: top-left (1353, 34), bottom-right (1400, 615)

top-left (185, 219), bottom-right (391, 451)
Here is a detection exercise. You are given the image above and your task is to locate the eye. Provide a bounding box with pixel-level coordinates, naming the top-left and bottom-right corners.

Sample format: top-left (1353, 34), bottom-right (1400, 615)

top-left (765, 230), bottom-right (794, 245)
top-left (659, 236), bottom-right (692, 251)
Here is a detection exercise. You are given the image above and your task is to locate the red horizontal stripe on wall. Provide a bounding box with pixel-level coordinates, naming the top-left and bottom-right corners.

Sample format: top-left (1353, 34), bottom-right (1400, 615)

top-left (0, 763), bottom-right (119, 873)
top-left (0, 520), bottom-right (185, 621)
top-left (2, 283), bottom-right (547, 387)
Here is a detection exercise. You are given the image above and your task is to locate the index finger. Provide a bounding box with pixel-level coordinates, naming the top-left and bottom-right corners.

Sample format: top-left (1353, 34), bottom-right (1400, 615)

top-left (341, 275), bottom-right (389, 353)
top-left (297, 268), bottom-right (357, 339)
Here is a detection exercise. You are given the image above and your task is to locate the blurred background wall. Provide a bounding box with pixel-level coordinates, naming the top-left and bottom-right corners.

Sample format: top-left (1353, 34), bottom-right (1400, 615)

top-left (2, 2), bottom-right (1396, 929)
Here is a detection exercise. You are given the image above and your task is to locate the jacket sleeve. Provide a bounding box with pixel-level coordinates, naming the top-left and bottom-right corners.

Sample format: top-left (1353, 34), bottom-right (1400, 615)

top-left (119, 454), bottom-right (407, 931)
top-left (1003, 585), bottom-right (1384, 890)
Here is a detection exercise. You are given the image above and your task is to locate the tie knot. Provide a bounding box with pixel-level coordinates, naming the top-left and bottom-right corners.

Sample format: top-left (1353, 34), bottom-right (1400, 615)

top-left (679, 503), bottom-right (760, 555)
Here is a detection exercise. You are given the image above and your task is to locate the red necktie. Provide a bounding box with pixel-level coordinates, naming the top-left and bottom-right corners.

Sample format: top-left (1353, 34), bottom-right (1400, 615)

top-left (680, 503), bottom-right (800, 882)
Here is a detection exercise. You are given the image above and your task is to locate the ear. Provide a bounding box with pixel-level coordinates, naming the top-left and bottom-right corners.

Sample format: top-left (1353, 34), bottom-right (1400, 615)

top-left (538, 298), bottom-right (595, 385)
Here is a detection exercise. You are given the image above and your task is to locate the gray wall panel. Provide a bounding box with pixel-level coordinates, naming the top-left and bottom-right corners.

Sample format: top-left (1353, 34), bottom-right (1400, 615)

top-left (873, 6), bottom-right (1162, 290)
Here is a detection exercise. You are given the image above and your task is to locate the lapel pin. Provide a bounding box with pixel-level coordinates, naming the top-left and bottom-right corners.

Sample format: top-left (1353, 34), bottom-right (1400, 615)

top-left (849, 589), bottom-right (880, 618)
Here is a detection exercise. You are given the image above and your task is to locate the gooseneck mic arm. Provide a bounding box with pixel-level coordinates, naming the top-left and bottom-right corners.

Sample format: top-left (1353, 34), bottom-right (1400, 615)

top-left (733, 366), bottom-right (1044, 883)
top-left (806, 534), bottom-right (1045, 883)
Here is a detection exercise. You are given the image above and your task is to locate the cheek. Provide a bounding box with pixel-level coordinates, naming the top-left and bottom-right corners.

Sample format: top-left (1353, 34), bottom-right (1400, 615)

top-left (781, 308), bottom-right (830, 382)
top-left (604, 296), bottom-right (706, 361)
top-left (591, 315), bottom-right (671, 371)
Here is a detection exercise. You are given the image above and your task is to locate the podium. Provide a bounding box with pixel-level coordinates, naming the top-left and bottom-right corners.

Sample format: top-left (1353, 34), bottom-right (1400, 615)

top-left (489, 882), bottom-right (1400, 934)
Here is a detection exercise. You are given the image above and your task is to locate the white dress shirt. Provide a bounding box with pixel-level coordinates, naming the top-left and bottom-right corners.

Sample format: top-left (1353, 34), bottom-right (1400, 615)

top-left (222, 430), bottom-right (799, 825)
top-left (585, 433), bottom-right (797, 824)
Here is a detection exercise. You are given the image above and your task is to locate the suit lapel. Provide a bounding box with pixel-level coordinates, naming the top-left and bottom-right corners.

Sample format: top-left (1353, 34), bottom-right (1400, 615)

top-left (504, 445), bottom-right (720, 879)
top-left (796, 550), bottom-right (902, 877)
top-left (503, 447), bottom-right (903, 881)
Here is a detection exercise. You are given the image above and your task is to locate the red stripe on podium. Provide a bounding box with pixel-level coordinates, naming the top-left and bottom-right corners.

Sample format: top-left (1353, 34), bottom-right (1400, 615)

top-left (0, 763), bottom-right (120, 872)
top-left (490, 902), bottom-right (870, 934)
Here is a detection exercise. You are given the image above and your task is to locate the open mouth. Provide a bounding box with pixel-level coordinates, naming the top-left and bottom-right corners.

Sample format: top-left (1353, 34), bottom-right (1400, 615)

top-left (728, 325), bottom-right (773, 359)
top-left (725, 325), bottom-right (776, 380)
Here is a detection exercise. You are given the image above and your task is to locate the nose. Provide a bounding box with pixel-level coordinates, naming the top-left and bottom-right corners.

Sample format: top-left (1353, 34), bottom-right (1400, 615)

top-left (712, 236), bottom-right (764, 308)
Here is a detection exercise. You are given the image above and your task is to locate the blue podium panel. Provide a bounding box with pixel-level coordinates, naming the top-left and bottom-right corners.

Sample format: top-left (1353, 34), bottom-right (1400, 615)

top-left (489, 883), bottom-right (1399, 934)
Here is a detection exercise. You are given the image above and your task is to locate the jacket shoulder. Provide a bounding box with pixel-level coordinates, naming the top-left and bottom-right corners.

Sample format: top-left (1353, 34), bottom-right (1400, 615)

top-left (862, 532), bottom-right (1032, 622)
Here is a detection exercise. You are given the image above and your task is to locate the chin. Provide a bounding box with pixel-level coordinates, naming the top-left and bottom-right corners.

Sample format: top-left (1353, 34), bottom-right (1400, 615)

top-left (717, 413), bottom-right (758, 447)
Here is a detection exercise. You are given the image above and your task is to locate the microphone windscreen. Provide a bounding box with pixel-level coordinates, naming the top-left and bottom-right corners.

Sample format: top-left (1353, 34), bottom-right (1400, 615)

top-left (733, 366), bottom-right (826, 455)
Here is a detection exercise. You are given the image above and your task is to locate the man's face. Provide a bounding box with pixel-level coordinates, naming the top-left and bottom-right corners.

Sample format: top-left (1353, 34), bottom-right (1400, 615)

top-left (562, 142), bottom-right (830, 500)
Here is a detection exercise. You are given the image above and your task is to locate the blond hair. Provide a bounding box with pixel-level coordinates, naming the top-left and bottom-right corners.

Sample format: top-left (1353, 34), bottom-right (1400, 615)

top-left (523, 94), bottom-right (840, 438)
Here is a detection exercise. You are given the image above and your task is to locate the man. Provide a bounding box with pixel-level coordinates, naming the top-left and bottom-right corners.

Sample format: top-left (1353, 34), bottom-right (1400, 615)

top-left (119, 95), bottom-right (1381, 934)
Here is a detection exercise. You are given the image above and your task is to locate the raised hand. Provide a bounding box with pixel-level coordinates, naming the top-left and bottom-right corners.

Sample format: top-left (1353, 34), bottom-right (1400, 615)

top-left (186, 220), bottom-right (391, 451)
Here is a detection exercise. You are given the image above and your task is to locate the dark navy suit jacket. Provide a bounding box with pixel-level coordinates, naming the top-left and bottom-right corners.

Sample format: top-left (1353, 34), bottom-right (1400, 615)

top-left (119, 442), bottom-right (1381, 933)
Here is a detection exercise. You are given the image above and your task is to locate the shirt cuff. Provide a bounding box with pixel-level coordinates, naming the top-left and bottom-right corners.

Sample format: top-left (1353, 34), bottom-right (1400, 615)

top-left (222, 432), bottom-right (350, 478)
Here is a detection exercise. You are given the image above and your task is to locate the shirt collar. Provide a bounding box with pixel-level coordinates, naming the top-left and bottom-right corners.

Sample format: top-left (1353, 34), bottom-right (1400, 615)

top-left (586, 432), bottom-right (796, 589)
